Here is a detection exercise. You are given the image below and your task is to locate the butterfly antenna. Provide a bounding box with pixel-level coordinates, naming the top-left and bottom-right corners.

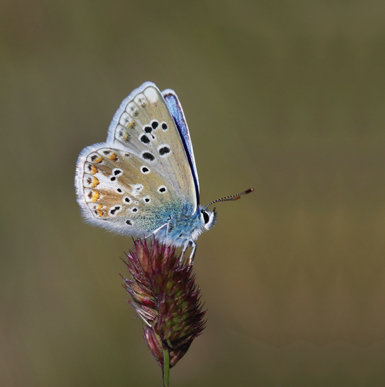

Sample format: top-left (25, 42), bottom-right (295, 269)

top-left (205, 188), bottom-right (254, 209)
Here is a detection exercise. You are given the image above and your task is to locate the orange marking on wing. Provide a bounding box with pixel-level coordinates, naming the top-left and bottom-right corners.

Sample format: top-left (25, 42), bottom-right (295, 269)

top-left (108, 153), bottom-right (118, 161)
top-left (91, 177), bottom-right (100, 188)
top-left (93, 156), bottom-right (103, 163)
top-left (91, 190), bottom-right (100, 202)
top-left (91, 165), bottom-right (98, 174)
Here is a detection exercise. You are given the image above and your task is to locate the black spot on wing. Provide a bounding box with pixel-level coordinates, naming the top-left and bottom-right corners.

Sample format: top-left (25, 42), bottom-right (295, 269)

top-left (151, 120), bottom-right (159, 129)
top-left (142, 152), bottom-right (155, 161)
top-left (159, 146), bottom-right (170, 156)
top-left (140, 135), bottom-right (150, 144)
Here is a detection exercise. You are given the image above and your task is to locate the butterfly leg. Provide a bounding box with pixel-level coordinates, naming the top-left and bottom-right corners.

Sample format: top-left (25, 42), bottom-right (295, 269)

top-left (179, 240), bottom-right (197, 265)
top-left (188, 241), bottom-right (197, 265)
top-left (179, 241), bottom-right (188, 263)
top-left (150, 222), bottom-right (168, 239)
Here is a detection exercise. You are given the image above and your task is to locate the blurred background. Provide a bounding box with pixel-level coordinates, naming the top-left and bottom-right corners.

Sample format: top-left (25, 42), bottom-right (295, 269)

top-left (1, 1), bottom-right (385, 386)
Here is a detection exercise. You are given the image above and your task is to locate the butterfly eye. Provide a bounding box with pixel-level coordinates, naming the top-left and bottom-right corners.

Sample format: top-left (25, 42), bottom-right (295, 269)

top-left (201, 210), bottom-right (210, 224)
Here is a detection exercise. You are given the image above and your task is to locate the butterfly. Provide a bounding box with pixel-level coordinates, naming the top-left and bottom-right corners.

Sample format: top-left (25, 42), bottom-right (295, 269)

top-left (75, 82), bottom-right (253, 263)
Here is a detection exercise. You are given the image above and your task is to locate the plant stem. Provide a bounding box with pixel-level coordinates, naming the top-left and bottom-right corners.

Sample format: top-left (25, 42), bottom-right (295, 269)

top-left (162, 347), bottom-right (170, 387)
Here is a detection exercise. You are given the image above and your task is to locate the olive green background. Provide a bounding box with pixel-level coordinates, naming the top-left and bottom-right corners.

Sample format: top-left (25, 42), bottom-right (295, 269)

top-left (1, 1), bottom-right (385, 386)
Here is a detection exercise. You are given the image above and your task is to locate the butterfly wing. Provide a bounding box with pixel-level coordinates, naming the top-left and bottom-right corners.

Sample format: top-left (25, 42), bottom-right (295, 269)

top-left (75, 145), bottom-right (179, 236)
top-left (107, 82), bottom-right (198, 211)
top-left (162, 89), bottom-right (200, 204)
top-left (75, 82), bottom-right (198, 236)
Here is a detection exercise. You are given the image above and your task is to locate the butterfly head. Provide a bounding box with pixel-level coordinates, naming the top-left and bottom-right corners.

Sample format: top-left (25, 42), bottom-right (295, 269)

top-left (200, 207), bottom-right (217, 230)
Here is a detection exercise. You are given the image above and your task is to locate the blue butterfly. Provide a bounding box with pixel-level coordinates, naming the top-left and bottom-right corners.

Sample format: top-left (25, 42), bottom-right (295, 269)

top-left (75, 82), bottom-right (252, 262)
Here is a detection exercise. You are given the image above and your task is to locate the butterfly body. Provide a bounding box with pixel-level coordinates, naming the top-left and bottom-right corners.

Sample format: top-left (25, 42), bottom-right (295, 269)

top-left (75, 82), bottom-right (216, 260)
top-left (151, 202), bottom-right (213, 248)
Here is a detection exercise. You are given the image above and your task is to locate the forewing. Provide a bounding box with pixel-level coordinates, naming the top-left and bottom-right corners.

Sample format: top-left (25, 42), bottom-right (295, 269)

top-left (75, 145), bottom-right (176, 236)
top-left (163, 89), bottom-right (200, 204)
top-left (106, 82), bottom-right (198, 213)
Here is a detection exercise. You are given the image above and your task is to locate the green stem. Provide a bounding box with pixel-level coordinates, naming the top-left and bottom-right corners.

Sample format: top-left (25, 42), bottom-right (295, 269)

top-left (162, 347), bottom-right (170, 387)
